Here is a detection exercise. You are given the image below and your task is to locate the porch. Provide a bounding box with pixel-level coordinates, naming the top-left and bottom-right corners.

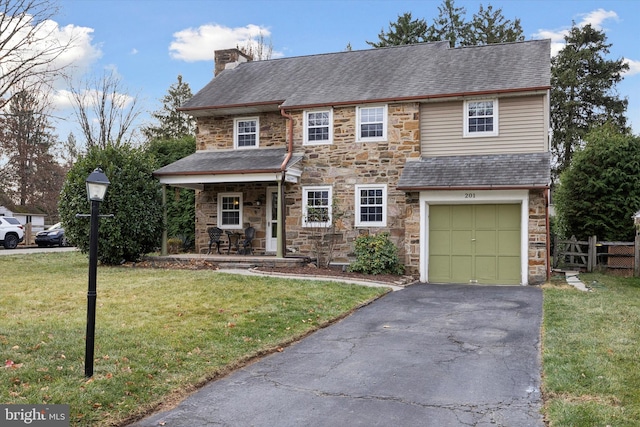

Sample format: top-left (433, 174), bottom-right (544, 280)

top-left (145, 253), bottom-right (312, 270)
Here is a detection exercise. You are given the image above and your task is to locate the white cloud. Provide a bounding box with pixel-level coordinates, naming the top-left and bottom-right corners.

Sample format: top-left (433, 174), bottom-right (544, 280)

top-left (130, 48), bottom-right (139, 55)
top-left (577, 9), bottom-right (619, 30)
top-left (532, 9), bottom-right (619, 56)
top-left (3, 17), bottom-right (103, 110)
top-left (623, 58), bottom-right (640, 76)
top-left (169, 23), bottom-right (282, 61)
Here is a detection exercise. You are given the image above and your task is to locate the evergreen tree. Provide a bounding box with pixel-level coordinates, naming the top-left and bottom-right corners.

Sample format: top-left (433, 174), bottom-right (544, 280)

top-left (367, 1), bottom-right (524, 49)
top-left (142, 75), bottom-right (195, 141)
top-left (464, 4), bottom-right (524, 45)
top-left (554, 123), bottom-right (640, 241)
top-left (366, 12), bottom-right (428, 47)
top-left (0, 88), bottom-right (65, 218)
top-left (551, 23), bottom-right (629, 178)
top-left (147, 136), bottom-right (196, 248)
top-left (426, 0), bottom-right (470, 47)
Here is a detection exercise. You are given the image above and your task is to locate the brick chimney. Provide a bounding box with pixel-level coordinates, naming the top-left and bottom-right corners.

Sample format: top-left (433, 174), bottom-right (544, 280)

top-left (214, 48), bottom-right (253, 76)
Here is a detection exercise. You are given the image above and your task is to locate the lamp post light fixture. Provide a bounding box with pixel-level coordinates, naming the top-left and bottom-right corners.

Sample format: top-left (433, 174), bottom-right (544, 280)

top-left (84, 167), bottom-right (110, 378)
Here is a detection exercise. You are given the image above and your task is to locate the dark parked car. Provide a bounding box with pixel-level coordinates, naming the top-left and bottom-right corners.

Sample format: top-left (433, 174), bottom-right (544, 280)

top-left (35, 223), bottom-right (68, 247)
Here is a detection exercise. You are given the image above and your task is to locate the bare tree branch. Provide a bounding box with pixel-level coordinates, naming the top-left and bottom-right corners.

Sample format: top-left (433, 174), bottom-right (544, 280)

top-left (0, 0), bottom-right (74, 110)
top-left (68, 70), bottom-right (142, 148)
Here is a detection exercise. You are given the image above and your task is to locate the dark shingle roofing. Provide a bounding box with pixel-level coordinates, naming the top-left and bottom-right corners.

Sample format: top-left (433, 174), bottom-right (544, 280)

top-left (397, 152), bottom-right (551, 189)
top-left (182, 40), bottom-right (551, 113)
top-left (153, 148), bottom-right (302, 176)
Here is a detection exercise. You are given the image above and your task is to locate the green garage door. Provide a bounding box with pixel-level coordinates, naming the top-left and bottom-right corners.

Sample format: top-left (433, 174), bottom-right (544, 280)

top-left (429, 204), bottom-right (521, 285)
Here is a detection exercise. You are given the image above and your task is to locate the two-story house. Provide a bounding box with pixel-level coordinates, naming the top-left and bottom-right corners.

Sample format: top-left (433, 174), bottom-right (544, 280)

top-left (154, 40), bottom-right (551, 285)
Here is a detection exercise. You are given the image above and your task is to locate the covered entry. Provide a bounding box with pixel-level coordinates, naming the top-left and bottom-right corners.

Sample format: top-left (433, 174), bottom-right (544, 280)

top-left (429, 204), bottom-right (521, 285)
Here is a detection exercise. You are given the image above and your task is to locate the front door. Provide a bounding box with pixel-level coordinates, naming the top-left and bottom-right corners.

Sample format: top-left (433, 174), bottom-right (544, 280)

top-left (266, 187), bottom-right (278, 253)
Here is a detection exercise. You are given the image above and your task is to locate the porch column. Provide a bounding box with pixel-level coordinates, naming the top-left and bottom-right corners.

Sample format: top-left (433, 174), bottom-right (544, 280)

top-left (161, 184), bottom-right (168, 256)
top-left (276, 179), bottom-right (283, 258)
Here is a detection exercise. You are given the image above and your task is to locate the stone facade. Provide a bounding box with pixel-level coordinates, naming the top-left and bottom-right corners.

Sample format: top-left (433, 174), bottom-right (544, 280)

top-left (194, 103), bottom-right (421, 270)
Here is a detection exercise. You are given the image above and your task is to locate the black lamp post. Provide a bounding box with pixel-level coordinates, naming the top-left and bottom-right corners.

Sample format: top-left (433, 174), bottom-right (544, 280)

top-left (84, 167), bottom-right (110, 378)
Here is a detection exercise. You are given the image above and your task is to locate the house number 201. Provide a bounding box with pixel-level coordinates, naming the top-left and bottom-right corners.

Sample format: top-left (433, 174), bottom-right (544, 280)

top-left (465, 193), bottom-right (476, 199)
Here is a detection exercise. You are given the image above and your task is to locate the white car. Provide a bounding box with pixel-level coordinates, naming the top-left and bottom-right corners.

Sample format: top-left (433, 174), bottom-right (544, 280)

top-left (0, 217), bottom-right (25, 249)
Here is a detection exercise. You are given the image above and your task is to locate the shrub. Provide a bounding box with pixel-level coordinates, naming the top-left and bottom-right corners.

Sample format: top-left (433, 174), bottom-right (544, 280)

top-left (167, 237), bottom-right (183, 254)
top-left (59, 145), bottom-right (164, 264)
top-left (349, 233), bottom-right (404, 275)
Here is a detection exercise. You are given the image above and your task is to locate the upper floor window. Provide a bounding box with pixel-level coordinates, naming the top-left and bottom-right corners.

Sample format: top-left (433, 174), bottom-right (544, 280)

top-left (355, 184), bottom-right (387, 227)
top-left (218, 192), bottom-right (243, 229)
top-left (464, 99), bottom-right (498, 137)
top-left (234, 117), bottom-right (259, 148)
top-left (304, 110), bottom-right (333, 145)
top-left (357, 105), bottom-right (387, 142)
top-left (302, 186), bottom-right (332, 227)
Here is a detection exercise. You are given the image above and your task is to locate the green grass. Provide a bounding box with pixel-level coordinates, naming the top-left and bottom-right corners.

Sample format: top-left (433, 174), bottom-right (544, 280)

top-left (543, 273), bottom-right (640, 426)
top-left (0, 252), bottom-right (388, 426)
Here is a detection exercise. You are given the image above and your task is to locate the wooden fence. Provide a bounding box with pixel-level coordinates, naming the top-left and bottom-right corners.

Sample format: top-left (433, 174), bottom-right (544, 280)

top-left (553, 235), bottom-right (640, 276)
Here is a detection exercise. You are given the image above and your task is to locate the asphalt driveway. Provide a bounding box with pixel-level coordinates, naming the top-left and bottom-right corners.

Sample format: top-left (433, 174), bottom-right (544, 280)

top-left (130, 283), bottom-right (543, 427)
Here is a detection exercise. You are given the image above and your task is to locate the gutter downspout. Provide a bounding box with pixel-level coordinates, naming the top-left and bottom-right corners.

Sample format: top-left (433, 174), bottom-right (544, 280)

top-left (277, 108), bottom-right (294, 258)
top-left (546, 187), bottom-right (551, 282)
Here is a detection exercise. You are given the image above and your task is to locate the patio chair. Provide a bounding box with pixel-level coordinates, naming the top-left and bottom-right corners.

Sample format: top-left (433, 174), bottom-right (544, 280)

top-left (239, 226), bottom-right (255, 255)
top-left (206, 227), bottom-right (223, 254)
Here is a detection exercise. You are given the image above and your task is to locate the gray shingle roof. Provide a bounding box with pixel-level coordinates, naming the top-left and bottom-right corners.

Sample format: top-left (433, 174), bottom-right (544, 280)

top-left (182, 40), bottom-right (551, 113)
top-left (397, 152), bottom-right (551, 189)
top-left (153, 148), bottom-right (302, 176)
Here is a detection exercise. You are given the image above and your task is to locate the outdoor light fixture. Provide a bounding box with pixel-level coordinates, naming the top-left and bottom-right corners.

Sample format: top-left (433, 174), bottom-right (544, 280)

top-left (85, 167), bottom-right (110, 202)
top-left (84, 167), bottom-right (110, 378)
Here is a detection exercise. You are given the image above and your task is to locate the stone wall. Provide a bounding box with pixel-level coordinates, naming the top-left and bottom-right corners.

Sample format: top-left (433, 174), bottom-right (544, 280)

top-left (194, 104), bottom-right (422, 270)
top-left (528, 189), bottom-right (548, 284)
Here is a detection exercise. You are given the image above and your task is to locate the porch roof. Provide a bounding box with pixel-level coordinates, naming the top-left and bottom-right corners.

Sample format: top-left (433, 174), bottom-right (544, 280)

top-left (153, 148), bottom-right (303, 189)
top-left (397, 152), bottom-right (550, 190)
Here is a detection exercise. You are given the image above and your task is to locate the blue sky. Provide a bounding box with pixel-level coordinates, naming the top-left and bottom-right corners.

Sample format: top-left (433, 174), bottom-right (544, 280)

top-left (47, 0), bottom-right (640, 140)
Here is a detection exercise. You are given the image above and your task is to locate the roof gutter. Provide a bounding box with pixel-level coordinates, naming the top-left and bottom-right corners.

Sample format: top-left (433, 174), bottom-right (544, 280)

top-left (396, 184), bottom-right (551, 191)
top-left (281, 86), bottom-right (552, 111)
top-left (154, 168), bottom-right (283, 177)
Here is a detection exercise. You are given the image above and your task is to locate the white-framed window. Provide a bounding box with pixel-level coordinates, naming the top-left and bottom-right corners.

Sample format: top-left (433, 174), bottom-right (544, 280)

top-left (355, 184), bottom-right (387, 227)
top-left (357, 105), bottom-right (387, 142)
top-left (302, 186), bottom-right (332, 227)
top-left (303, 109), bottom-right (333, 145)
top-left (234, 117), bottom-right (259, 148)
top-left (464, 99), bottom-right (498, 137)
top-left (218, 192), bottom-right (243, 229)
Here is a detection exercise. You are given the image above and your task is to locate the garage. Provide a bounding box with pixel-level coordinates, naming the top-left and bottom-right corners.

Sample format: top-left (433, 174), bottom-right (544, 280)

top-left (429, 204), bottom-right (521, 285)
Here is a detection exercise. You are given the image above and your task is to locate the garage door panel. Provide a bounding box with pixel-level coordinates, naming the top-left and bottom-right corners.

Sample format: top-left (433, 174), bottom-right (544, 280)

top-left (430, 205), bottom-right (451, 229)
top-left (451, 205), bottom-right (473, 228)
top-left (451, 231), bottom-right (472, 254)
top-left (429, 230), bottom-right (451, 255)
top-left (475, 230), bottom-right (496, 255)
top-left (498, 257), bottom-right (520, 284)
top-left (429, 255), bottom-right (452, 282)
top-left (475, 205), bottom-right (497, 230)
top-left (451, 256), bottom-right (472, 282)
top-left (498, 205), bottom-right (520, 228)
top-left (476, 256), bottom-right (497, 282)
top-left (498, 230), bottom-right (520, 254)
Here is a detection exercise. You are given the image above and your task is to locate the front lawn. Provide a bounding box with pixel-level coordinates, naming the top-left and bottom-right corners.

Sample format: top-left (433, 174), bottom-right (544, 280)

top-left (0, 252), bottom-right (388, 426)
top-left (543, 273), bottom-right (640, 426)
